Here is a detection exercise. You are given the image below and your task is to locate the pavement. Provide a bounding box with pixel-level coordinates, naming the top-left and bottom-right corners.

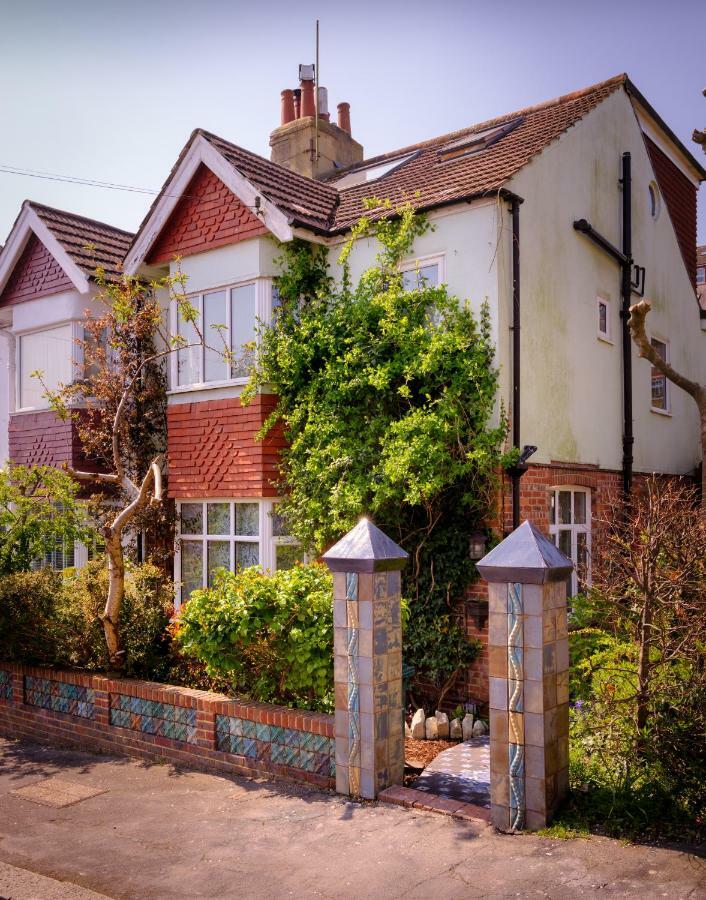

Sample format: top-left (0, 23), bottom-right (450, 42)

top-left (413, 736), bottom-right (491, 807)
top-left (0, 738), bottom-right (704, 900)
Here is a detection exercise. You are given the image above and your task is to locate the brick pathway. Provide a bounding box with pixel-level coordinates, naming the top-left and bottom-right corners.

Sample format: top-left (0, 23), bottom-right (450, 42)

top-left (412, 736), bottom-right (490, 806)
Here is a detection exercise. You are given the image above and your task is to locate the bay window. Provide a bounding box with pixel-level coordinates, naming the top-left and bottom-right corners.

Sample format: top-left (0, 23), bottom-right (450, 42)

top-left (175, 281), bottom-right (257, 387)
top-left (176, 499), bottom-right (302, 604)
top-left (18, 324), bottom-right (74, 410)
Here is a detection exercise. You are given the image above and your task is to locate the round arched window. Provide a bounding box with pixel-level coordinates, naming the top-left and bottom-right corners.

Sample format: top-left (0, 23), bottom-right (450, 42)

top-left (648, 182), bottom-right (661, 219)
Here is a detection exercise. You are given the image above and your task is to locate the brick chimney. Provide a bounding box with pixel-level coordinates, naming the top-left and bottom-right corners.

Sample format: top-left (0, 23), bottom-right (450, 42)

top-left (269, 64), bottom-right (364, 180)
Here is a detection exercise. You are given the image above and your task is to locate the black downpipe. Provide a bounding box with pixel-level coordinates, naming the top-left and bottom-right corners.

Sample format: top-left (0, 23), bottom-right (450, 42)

top-left (620, 153), bottom-right (634, 496)
top-left (511, 198), bottom-right (522, 530)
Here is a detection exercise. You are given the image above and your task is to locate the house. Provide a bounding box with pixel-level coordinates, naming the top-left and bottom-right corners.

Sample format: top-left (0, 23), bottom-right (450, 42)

top-left (2, 69), bottom-right (704, 705)
top-left (0, 202), bottom-right (133, 565)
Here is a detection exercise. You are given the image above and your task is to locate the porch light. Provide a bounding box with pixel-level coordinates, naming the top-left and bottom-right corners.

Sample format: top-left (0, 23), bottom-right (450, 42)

top-left (469, 531), bottom-right (487, 561)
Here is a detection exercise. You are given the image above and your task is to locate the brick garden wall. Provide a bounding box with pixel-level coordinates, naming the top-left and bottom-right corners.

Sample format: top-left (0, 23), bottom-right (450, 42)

top-left (0, 663), bottom-right (334, 790)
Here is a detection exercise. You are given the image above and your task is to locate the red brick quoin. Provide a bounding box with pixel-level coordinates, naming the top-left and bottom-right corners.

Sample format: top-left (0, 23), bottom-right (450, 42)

top-left (167, 394), bottom-right (286, 498)
top-left (147, 164), bottom-right (268, 264)
top-left (0, 234), bottom-right (73, 306)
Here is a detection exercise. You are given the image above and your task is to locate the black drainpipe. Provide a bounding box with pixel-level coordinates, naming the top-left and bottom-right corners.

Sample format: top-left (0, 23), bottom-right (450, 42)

top-left (620, 152), bottom-right (634, 496)
top-left (511, 198), bottom-right (522, 530)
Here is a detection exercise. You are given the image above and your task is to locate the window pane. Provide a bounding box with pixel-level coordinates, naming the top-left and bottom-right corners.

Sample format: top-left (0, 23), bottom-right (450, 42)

top-left (180, 503), bottom-right (203, 535)
top-left (203, 291), bottom-right (228, 382)
top-left (177, 308), bottom-right (200, 386)
top-left (207, 502), bottom-right (230, 535)
top-left (20, 325), bottom-right (73, 408)
top-left (236, 541), bottom-right (259, 569)
top-left (598, 301), bottom-right (607, 335)
top-left (235, 503), bottom-right (259, 536)
top-left (558, 530), bottom-right (571, 558)
top-left (697, 266), bottom-right (705, 285)
top-left (650, 339), bottom-right (667, 410)
top-left (231, 283), bottom-right (256, 377)
top-left (558, 491), bottom-right (572, 525)
top-left (276, 543), bottom-right (301, 571)
top-left (577, 532), bottom-right (588, 588)
top-left (180, 541), bottom-right (203, 601)
top-left (549, 492), bottom-right (556, 525)
top-left (271, 507), bottom-right (290, 537)
top-left (207, 541), bottom-right (230, 585)
top-left (574, 492), bottom-right (586, 524)
top-left (402, 263), bottom-right (439, 291)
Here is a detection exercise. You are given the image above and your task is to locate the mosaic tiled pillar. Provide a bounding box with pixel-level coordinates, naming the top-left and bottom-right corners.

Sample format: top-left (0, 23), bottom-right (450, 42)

top-left (478, 520), bottom-right (573, 832)
top-left (323, 518), bottom-right (408, 800)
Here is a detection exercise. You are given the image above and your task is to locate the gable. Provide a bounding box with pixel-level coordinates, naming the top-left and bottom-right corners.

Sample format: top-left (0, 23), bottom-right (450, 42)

top-left (645, 136), bottom-right (698, 287)
top-left (0, 233), bottom-right (73, 307)
top-left (146, 164), bottom-right (269, 264)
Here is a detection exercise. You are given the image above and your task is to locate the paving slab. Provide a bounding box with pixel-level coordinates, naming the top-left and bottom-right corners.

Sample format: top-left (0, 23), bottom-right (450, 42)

top-left (413, 736), bottom-right (490, 806)
top-left (0, 737), bottom-right (704, 900)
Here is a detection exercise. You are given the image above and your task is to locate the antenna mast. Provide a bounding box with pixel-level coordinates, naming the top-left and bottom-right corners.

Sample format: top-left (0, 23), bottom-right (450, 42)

top-left (315, 19), bottom-right (320, 163)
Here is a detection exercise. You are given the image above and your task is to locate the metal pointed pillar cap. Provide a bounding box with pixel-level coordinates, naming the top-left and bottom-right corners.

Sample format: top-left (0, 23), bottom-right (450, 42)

top-left (476, 520), bottom-right (573, 584)
top-left (322, 517), bottom-right (408, 573)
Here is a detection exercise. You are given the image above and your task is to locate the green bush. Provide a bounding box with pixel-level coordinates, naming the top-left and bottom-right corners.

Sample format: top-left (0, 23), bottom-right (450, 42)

top-left (175, 563), bottom-right (333, 712)
top-left (55, 561), bottom-right (174, 679)
top-left (0, 561), bottom-right (174, 680)
top-left (0, 569), bottom-right (63, 664)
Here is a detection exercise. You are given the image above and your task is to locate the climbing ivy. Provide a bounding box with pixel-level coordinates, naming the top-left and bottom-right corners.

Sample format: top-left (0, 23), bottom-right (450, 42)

top-left (245, 201), bottom-right (509, 703)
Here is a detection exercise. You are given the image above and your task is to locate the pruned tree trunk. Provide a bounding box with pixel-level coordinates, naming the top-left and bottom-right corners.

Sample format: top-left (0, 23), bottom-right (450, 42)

top-left (103, 530), bottom-right (125, 666)
top-left (629, 300), bottom-right (706, 503)
top-left (636, 599), bottom-right (652, 738)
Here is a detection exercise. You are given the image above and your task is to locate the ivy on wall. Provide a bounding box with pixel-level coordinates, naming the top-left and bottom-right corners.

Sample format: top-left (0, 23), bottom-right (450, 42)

top-left (245, 201), bottom-right (509, 703)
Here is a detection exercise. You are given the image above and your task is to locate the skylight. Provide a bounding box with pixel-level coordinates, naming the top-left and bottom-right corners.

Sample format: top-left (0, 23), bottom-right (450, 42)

top-left (334, 152), bottom-right (418, 189)
top-left (437, 117), bottom-right (524, 162)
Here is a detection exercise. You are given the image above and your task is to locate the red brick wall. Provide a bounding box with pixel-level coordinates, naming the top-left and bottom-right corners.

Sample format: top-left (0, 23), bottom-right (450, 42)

top-left (147, 165), bottom-right (269, 264)
top-left (9, 409), bottom-right (98, 471)
top-left (167, 394), bottom-right (286, 498)
top-left (0, 662), bottom-right (334, 789)
top-left (0, 234), bottom-right (73, 306)
top-left (645, 136), bottom-right (698, 287)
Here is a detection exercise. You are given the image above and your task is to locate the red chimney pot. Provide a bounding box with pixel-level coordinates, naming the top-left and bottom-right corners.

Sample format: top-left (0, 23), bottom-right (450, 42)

top-left (337, 102), bottom-right (351, 135)
top-left (300, 77), bottom-right (315, 118)
top-left (293, 88), bottom-right (301, 119)
top-left (280, 89), bottom-right (295, 126)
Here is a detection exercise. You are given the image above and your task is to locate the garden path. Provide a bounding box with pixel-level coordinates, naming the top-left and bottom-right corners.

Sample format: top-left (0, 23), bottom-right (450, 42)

top-left (412, 736), bottom-right (491, 806)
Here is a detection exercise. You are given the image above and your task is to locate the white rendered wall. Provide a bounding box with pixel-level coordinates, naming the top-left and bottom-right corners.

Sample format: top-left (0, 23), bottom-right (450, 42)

top-left (505, 88), bottom-right (703, 476)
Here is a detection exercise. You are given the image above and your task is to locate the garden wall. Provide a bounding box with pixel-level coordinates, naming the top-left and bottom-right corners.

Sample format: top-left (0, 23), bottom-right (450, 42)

top-left (0, 662), bottom-right (334, 789)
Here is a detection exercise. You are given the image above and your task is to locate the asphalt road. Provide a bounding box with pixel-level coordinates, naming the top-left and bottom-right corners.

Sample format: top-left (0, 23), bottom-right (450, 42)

top-left (0, 738), bottom-right (703, 899)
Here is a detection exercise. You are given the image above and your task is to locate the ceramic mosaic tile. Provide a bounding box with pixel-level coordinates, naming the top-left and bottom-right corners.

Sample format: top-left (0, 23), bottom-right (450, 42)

top-left (109, 693), bottom-right (197, 744)
top-left (215, 714), bottom-right (334, 775)
top-left (0, 669), bottom-right (12, 701)
top-left (24, 676), bottom-right (94, 719)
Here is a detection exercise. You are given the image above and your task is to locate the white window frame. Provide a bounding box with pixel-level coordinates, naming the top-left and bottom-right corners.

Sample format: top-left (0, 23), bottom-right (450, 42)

top-left (650, 336), bottom-right (671, 416)
top-left (697, 265), bottom-right (705, 285)
top-left (596, 295), bottom-right (612, 343)
top-left (174, 498), bottom-right (301, 607)
top-left (15, 320), bottom-right (82, 412)
top-left (169, 276), bottom-right (274, 394)
top-left (549, 486), bottom-right (591, 597)
top-left (398, 253), bottom-right (446, 288)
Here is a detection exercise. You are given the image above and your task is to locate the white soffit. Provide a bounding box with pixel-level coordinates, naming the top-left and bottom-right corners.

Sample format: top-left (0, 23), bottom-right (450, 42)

top-left (123, 135), bottom-right (294, 274)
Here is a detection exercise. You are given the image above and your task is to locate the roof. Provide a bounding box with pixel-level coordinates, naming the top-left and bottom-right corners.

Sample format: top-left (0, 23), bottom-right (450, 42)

top-left (328, 74), bottom-right (629, 231)
top-left (28, 202), bottom-right (133, 281)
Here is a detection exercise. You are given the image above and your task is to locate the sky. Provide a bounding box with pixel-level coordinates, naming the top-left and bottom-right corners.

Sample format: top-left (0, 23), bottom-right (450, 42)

top-left (1, 0), bottom-right (705, 244)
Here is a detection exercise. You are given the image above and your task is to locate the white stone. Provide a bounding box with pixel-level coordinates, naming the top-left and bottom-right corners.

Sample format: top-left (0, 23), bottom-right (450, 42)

top-left (410, 708), bottom-right (426, 740)
top-left (404, 721), bottom-right (412, 739)
top-left (450, 718), bottom-right (462, 740)
top-left (425, 716), bottom-right (439, 740)
top-left (462, 712), bottom-right (475, 741)
top-left (435, 710), bottom-right (450, 739)
top-left (472, 718), bottom-right (488, 737)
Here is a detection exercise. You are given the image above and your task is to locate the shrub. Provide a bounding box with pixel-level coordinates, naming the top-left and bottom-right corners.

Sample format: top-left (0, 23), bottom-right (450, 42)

top-left (175, 563), bottom-right (333, 712)
top-left (55, 561), bottom-right (174, 678)
top-left (0, 569), bottom-right (63, 664)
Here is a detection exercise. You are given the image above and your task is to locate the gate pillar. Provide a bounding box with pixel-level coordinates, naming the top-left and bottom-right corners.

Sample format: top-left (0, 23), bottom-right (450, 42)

top-left (323, 518), bottom-right (407, 800)
top-left (476, 520), bottom-right (573, 831)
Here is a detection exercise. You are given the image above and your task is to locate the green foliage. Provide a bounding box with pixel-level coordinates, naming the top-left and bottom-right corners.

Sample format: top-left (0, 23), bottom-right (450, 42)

top-left (175, 563), bottom-right (334, 713)
top-left (54, 561), bottom-right (174, 678)
top-left (0, 561), bottom-right (173, 679)
top-left (0, 464), bottom-right (94, 575)
top-left (0, 569), bottom-right (62, 664)
top-left (245, 203), bottom-right (506, 700)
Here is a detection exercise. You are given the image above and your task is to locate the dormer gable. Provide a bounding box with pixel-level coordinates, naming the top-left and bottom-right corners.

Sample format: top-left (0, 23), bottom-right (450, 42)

top-left (146, 164), bottom-right (268, 265)
top-left (0, 232), bottom-right (73, 306)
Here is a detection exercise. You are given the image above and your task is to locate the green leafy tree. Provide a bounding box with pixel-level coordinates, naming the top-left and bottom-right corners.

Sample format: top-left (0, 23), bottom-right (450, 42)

top-left (0, 463), bottom-right (93, 576)
top-left (245, 201), bottom-right (508, 704)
